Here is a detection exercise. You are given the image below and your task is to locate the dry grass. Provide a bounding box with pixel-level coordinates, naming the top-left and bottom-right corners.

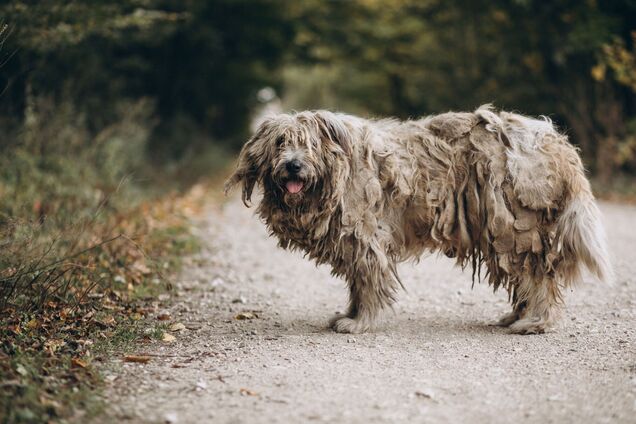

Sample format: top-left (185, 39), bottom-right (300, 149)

top-left (0, 98), bottom-right (217, 422)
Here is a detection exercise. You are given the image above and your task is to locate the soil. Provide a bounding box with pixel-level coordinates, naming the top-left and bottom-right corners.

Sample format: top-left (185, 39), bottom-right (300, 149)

top-left (97, 197), bottom-right (636, 423)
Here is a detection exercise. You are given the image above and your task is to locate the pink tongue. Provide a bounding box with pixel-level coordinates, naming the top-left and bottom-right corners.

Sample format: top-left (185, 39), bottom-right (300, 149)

top-left (286, 181), bottom-right (304, 194)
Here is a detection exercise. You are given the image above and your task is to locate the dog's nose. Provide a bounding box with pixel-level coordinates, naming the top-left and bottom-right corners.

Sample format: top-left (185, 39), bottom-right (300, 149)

top-left (286, 159), bottom-right (302, 174)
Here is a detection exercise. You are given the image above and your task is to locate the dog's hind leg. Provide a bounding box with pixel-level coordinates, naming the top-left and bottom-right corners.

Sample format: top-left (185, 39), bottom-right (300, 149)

top-left (329, 249), bottom-right (399, 334)
top-left (508, 276), bottom-right (563, 334)
top-left (495, 300), bottom-right (526, 327)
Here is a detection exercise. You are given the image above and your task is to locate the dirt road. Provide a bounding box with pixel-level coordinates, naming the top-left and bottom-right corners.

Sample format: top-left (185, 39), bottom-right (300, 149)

top-left (100, 196), bottom-right (636, 423)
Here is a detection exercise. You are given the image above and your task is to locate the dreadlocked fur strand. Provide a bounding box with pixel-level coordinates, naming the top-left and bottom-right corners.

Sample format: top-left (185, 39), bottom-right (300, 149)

top-left (225, 106), bottom-right (612, 335)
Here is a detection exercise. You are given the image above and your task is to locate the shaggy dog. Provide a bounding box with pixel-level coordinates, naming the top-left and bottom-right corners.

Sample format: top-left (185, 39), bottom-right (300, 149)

top-left (224, 106), bottom-right (611, 334)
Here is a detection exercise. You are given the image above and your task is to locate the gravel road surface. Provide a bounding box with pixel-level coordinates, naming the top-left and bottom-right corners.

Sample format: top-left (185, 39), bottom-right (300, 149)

top-left (99, 197), bottom-right (636, 423)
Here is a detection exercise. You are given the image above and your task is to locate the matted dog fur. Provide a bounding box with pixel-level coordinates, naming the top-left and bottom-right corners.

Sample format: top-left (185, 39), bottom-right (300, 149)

top-left (225, 105), bottom-right (612, 334)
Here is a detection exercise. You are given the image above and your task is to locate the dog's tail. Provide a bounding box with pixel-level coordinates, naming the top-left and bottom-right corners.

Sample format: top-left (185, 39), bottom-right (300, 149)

top-left (555, 187), bottom-right (613, 286)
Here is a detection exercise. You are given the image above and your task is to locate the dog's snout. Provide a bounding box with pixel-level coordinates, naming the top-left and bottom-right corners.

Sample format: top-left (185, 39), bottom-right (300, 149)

top-left (286, 159), bottom-right (302, 174)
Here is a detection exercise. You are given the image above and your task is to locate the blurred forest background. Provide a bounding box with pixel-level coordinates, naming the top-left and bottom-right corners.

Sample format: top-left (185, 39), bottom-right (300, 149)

top-left (2, 1), bottom-right (636, 184)
top-left (1, 0), bottom-right (635, 421)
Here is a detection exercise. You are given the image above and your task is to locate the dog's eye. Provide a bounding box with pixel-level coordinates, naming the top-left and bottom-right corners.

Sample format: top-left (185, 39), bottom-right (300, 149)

top-left (275, 136), bottom-right (285, 147)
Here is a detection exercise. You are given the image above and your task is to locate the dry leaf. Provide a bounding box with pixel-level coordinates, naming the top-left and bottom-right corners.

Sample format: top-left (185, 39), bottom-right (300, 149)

top-left (96, 315), bottom-right (116, 327)
top-left (71, 358), bottom-right (88, 368)
top-left (25, 319), bottom-right (38, 330)
top-left (162, 332), bottom-right (176, 342)
top-left (39, 395), bottom-right (61, 412)
top-left (15, 364), bottom-right (28, 376)
top-left (124, 355), bottom-right (151, 363)
top-left (156, 313), bottom-right (171, 321)
top-left (169, 322), bottom-right (186, 332)
top-left (132, 261), bottom-right (152, 275)
top-left (44, 339), bottom-right (65, 353)
top-left (235, 312), bottom-right (256, 320)
top-left (239, 388), bottom-right (258, 396)
top-left (185, 323), bottom-right (202, 330)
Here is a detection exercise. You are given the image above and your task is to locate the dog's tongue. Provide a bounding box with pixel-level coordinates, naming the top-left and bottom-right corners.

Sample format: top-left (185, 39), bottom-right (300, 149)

top-left (286, 181), bottom-right (304, 194)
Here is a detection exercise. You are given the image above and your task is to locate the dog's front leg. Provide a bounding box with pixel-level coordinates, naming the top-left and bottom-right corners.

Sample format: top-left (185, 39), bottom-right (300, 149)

top-left (329, 249), bottom-right (398, 334)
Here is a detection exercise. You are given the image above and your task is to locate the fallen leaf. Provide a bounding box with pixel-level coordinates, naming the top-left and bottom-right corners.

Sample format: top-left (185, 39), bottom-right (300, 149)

top-left (157, 313), bottom-right (171, 321)
top-left (415, 390), bottom-right (434, 399)
top-left (59, 308), bottom-right (72, 320)
top-left (162, 332), bottom-right (176, 343)
top-left (132, 261), bottom-right (152, 275)
top-left (239, 388), bottom-right (258, 396)
top-left (96, 316), bottom-right (116, 328)
top-left (39, 395), bottom-right (61, 412)
top-left (15, 364), bottom-right (28, 376)
top-left (123, 355), bottom-right (151, 363)
top-left (71, 358), bottom-right (88, 368)
top-left (104, 374), bottom-right (117, 383)
top-left (44, 339), bottom-right (65, 354)
top-left (185, 323), bottom-right (202, 330)
top-left (169, 322), bottom-right (186, 332)
top-left (235, 312), bottom-right (257, 320)
top-left (25, 319), bottom-right (38, 330)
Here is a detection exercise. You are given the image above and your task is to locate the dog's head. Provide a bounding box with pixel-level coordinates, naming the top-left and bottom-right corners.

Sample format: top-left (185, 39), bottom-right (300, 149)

top-left (224, 111), bottom-right (352, 209)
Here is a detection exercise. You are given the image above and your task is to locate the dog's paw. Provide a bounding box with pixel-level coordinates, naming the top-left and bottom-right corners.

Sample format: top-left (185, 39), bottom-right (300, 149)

top-left (494, 311), bottom-right (519, 327)
top-left (509, 317), bottom-right (549, 335)
top-left (329, 315), bottom-right (371, 334)
top-left (328, 313), bottom-right (347, 328)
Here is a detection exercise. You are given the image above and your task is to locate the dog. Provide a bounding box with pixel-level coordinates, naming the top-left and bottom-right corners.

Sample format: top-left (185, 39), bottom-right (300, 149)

top-left (224, 105), bottom-right (612, 334)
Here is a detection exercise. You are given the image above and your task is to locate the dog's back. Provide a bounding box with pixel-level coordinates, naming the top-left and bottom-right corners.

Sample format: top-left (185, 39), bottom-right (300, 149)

top-left (421, 105), bottom-right (611, 286)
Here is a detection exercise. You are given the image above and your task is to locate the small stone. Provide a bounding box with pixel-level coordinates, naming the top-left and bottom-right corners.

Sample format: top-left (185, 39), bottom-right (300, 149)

top-left (211, 277), bottom-right (225, 287)
top-left (164, 412), bottom-right (178, 423)
top-left (415, 389), bottom-right (434, 399)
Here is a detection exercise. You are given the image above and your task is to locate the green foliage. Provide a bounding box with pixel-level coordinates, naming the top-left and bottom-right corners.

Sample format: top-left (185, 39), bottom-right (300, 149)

top-left (3, 0), bottom-right (634, 173)
top-left (1, 0), bottom-right (294, 149)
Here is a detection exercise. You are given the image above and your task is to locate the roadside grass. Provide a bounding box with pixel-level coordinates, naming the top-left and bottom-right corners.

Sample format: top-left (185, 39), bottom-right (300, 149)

top-left (0, 99), bottom-right (225, 423)
top-left (0, 188), bottom-right (206, 423)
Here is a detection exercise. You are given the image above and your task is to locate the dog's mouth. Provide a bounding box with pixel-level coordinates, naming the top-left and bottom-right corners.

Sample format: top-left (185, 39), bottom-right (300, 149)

top-left (285, 179), bottom-right (304, 194)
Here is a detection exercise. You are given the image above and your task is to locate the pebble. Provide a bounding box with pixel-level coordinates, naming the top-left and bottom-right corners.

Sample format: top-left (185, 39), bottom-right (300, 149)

top-left (164, 412), bottom-right (178, 423)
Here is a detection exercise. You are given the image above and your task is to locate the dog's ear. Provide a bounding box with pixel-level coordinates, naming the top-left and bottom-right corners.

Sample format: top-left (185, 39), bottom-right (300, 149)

top-left (224, 121), bottom-right (272, 206)
top-left (315, 111), bottom-right (352, 156)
